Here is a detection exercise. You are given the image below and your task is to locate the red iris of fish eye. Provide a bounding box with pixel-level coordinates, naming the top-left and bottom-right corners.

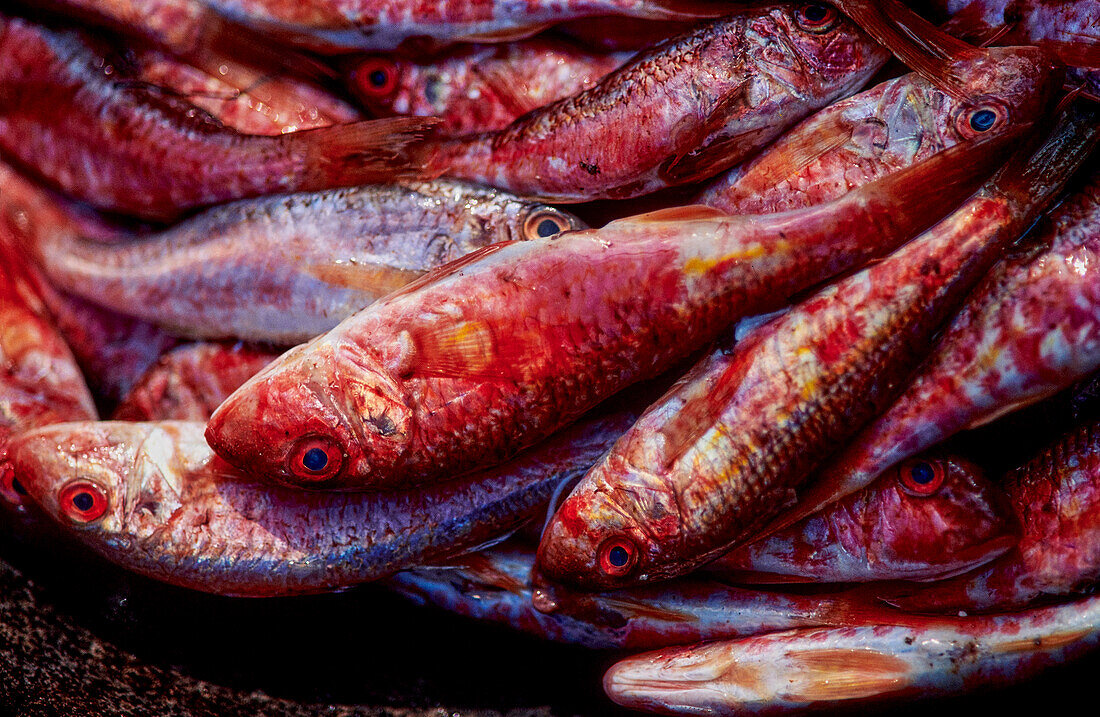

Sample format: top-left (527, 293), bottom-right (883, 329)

top-left (523, 210), bottom-right (570, 239)
top-left (598, 538), bottom-right (638, 577)
top-left (58, 481), bottom-right (109, 522)
top-left (356, 59), bottom-right (398, 97)
top-left (798, 4), bottom-right (836, 29)
top-left (899, 460), bottom-right (946, 496)
top-left (289, 437), bottom-right (344, 482)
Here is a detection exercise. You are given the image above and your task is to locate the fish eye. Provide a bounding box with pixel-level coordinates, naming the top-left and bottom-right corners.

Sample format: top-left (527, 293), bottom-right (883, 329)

top-left (797, 3), bottom-right (838, 31)
top-left (957, 102), bottom-right (1007, 139)
top-left (898, 459), bottom-right (946, 496)
top-left (288, 435), bottom-right (345, 483)
top-left (58, 480), bottom-right (109, 523)
top-left (522, 208), bottom-right (572, 240)
top-left (355, 57), bottom-right (398, 98)
top-left (598, 537), bottom-right (638, 578)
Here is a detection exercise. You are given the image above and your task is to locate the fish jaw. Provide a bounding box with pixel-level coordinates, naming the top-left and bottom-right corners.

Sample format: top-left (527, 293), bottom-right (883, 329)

top-left (205, 338), bottom-right (413, 490)
top-left (537, 454), bottom-right (682, 592)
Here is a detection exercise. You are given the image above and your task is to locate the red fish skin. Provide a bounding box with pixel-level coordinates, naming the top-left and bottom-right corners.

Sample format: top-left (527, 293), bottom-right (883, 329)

top-left (9, 411), bottom-right (635, 597)
top-left (698, 48), bottom-right (1051, 214)
top-left (129, 48), bottom-right (360, 136)
top-left (774, 169), bottom-right (1100, 534)
top-left (205, 128), bottom-right (1021, 492)
top-left (0, 14), bottom-right (433, 220)
top-left (350, 39), bottom-right (629, 135)
top-left (113, 342), bottom-right (278, 421)
top-left (705, 456), bottom-right (1018, 583)
top-left (884, 421), bottom-right (1100, 614)
top-left (536, 107), bottom-right (1088, 592)
top-left (199, 0), bottom-right (734, 53)
top-left (421, 7), bottom-right (888, 202)
top-left (0, 234), bottom-right (97, 513)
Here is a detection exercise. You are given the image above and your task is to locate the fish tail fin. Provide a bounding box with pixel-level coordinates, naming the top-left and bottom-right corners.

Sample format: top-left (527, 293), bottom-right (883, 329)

top-left (987, 101), bottom-right (1100, 213)
top-left (282, 116), bottom-right (441, 187)
top-left (837, 0), bottom-right (984, 94)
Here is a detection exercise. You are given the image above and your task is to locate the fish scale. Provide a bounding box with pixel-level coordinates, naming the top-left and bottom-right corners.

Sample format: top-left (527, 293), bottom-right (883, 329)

top-left (536, 107), bottom-right (1095, 591)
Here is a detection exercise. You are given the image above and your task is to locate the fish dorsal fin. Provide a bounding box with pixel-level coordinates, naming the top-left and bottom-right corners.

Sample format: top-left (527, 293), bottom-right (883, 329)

top-left (376, 240), bottom-right (517, 304)
top-left (606, 205), bottom-right (730, 226)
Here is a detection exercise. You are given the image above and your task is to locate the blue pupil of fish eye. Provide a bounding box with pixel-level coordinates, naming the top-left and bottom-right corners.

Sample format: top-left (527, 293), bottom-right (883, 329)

top-left (302, 447), bottom-right (329, 472)
top-left (970, 109), bottom-right (997, 132)
top-left (910, 462), bottom-right (935, 485)
top-left (608, 545), bottom-right (630, 567)
top-left (369, 70), bottom-right (388, 87)
top-left (72, 491), bottom-right (95, 511)
top-left (536, 218), bottom-right (561, 237)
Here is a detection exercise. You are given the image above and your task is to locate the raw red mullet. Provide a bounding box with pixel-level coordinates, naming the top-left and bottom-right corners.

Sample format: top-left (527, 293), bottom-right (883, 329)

top-left (0, 13), bottom-right (434, 220)
top-left (604, 595), bottom-right (1100, 716)
top-left (705, 455), bottom-right (1017, 584)
top-left (770, 168), bottom-right (1100, 532)
top-left (882, 420), bottom-right (1100, 613)
top-left (420, 5), bottom-right (888, 202)
top-left (206, 124), bottom-right (1023, 492)
top-left (7, 411), bottom-right (634, 597)
top-left (535, 104), bottom-right (1091, 592)
top-left (349, 39), bottom-right (630, 135)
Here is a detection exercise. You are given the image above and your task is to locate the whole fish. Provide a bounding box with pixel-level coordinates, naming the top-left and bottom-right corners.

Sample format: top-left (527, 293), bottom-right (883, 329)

top-left (206, 123), bottom-right (1023, 492)
top-left (421, 5), bottom-right (889, 202)
top-left (7, 412), bottom-right (633, 596)
top-left (0, 13), bottom-right (433, 220)
top-left (604, 595), bottom-right (1100, 716)
top-left (0, 237), bottom-right (97, 513)
top-left (705, 455), bottom-right (1017, 584)
top-left (113, 342), bottom-right (278, 422)
top-left (389, 543), bottom-right (875, 650)
top-left (129, 47), bottom-right (360, 136)
top-left (185, 0), bottom-right (732, 53)
top-left (883, 420), bottom-right (1100, 614)
top-left (21, 178), bottom-right (581, 343)
top-left (349, 40), bottom-right (630, 135)
top-left (536, 104), bottom-right (1087, 593)
top-left (697, 47), bottom-right (1052, 214)
top-left (767, 168), bottom-right (1100, 532)
top-left (928, 0), bottom-right (1100, 97)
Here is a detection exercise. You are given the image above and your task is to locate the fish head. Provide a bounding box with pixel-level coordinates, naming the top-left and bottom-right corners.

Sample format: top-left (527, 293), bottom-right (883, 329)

top-left (536, 456), bottom-right (685, 592)
top-left (867, 455), bottom-right (1019, 577)
top-left (757, 3), bottom-right (890, 95)
top-left (205, 337), bottom-right (414, 489)
top-left (940, 46), bottom-right (1063, 141)
top-left (7, 421), bottom-right (204, 541)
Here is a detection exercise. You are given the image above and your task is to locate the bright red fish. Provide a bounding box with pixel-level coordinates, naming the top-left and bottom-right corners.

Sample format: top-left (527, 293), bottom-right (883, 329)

top-left (0, 13), bottom-right (434, 220)
top-left (535, 103), bottom-right (1086, 592)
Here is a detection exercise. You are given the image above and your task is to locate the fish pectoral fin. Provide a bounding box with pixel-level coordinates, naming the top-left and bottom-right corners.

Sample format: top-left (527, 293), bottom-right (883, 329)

top-left (782, 648), bottom-right (910, 702)
top-left (305, 261), bottom-right (423, 296)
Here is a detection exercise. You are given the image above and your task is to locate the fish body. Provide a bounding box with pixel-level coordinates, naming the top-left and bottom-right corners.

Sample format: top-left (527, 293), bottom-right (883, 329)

top-left (113, 342), bottom-right (277, 421)
top-left (0, 14), bottom-right (432, 220)
top-left (536, 105), bottom-right (1088, 592)
top-left (698, 48), bottom-right (1049, 214)
top-left (886, 421), bottom-right (1100, 613)
top-left (0, 236), bottom-right (97, 511)
top-left (205, 127), bottom-right (1020, 492)
top-left (350, 40), bottom-right (630, 135)
top-left (422, 7), bottom-right (888, 202)
top-left (194, 0), bottom-right (732, 52)
top-left (604, 595), bottom-right (1100, 715)
top-left (706, 455), bottom-right (1017, 583)
top-left (129, 47), bottom-right (360, 135)
top-left (8, 412), bottom-right (633, 596)
top-left (389, 543), bottom-right (875, 650)
top-left (23, 179), bottom-right (580, 343)
top-left (777, 169), bottom-right (1100, 531)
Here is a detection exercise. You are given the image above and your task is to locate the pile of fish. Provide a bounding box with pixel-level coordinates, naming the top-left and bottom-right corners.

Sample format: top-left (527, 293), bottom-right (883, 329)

top-left (2, 0), bottom-right (1100, 713)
